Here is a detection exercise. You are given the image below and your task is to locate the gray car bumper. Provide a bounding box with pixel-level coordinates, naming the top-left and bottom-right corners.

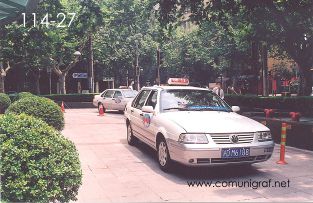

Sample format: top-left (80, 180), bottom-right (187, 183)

top-left (167, 139), bottom-right (275, 166)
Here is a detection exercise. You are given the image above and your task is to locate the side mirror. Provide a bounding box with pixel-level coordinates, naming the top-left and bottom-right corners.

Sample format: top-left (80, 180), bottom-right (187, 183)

top-left (142, 106), bottom-right (154, 113)
top-left (232, 106), bottom-right (240, 112)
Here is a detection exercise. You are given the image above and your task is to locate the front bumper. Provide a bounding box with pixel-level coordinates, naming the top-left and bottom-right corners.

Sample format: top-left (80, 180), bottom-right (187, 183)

top-left (167, 139), bottom-right (274, 166)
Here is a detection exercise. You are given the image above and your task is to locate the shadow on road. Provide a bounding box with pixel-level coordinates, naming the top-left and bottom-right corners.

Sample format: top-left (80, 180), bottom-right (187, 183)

top-left (123, 138), bottom-right (267, 183)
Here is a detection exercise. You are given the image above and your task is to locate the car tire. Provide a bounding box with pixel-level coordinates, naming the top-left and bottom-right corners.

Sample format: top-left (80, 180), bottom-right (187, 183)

top-left (157, 138), bottom-right (172, 172)
top-left (127, 123), bottom-right (137, 146)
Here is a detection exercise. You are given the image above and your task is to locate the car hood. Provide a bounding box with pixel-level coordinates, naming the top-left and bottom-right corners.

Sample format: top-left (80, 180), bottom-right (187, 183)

top-left (162, 111), bottom-right (268, 133)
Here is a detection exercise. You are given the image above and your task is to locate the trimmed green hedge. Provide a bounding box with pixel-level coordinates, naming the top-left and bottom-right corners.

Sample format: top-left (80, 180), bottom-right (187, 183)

top-left (0, 113), bottom-right (82, 202)
top-left (8, 92), bottom-right (36, 102)
top-left (6, 96), bottom-right (64, 130)
top-left (43, 93), bottom-right (97, 102)
top-left (16, 92), bottom-right (36, 101)
top-left (0, 93), bottom-right (11, 113)
top-left (224, 94), bottom-right (313, 115)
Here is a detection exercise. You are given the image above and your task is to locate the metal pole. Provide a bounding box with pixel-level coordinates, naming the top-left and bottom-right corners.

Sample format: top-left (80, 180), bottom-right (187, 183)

top-left (157, 47), bottom-right (161, 85)
top-left (262, 43), bottom-right (269, 96)
top-left (126, 69), bottom-right (129, 87)
top-left (88, 35), bottom-right (94, 93)
top-left (136, 42), bottom-right (140, 90)
top-left (220, 74), bottom-right (223, 89)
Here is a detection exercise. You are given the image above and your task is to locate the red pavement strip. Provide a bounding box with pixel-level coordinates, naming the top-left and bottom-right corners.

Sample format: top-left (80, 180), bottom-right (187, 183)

top-left (62, 108), bottom-right (313, 202)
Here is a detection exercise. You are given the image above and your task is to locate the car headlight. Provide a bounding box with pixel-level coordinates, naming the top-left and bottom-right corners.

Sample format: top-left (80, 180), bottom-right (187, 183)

top-left (178, 133), bottom-right (208, 144)
top-left (256, 131), bottom-right (272, 141)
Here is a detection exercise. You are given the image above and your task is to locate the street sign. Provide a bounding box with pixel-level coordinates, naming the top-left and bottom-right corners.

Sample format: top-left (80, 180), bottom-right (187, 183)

top-left (72, 73), bottom-right (88, 79)
top-left (103, 77), bottom-right (114, 81)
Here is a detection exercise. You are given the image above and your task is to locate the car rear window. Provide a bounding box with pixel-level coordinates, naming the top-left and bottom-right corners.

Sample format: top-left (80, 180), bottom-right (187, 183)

top-left (123, 90), bottom-right (138, 98)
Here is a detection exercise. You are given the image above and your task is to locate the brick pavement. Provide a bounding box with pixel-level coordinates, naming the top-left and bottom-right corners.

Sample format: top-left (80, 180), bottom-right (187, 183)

top-left (62, 109), bottom-right (313, 202)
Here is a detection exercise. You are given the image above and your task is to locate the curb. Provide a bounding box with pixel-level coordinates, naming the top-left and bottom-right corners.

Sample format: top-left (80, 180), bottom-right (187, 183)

top-left (281, 144), bottom-right (313, 155)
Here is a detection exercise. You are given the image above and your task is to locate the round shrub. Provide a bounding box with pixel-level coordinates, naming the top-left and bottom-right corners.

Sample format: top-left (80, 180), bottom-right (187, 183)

top-left (6, 96), bottom-right (64, 130)
top-left (15, 92), bottom-right (36, 101)
top-left (0, 93), bottom-right (11, 113)
top-left (0, 113), bottom-right (82, 202)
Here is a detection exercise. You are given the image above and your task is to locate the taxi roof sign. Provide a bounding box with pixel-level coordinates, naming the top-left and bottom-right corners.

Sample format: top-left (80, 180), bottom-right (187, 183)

top-left (167, 78), bottom-right (189, 86)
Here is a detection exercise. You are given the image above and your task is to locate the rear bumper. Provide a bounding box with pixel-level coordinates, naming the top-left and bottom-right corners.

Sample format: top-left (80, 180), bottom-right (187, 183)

top-left (167, 140), bottom-right (274, 166)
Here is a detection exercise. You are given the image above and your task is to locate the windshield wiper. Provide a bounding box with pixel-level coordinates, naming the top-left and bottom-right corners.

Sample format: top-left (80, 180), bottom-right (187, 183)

top-left (189, 107), bottom-right (231, 112)
top-left (191, 108), bottom-right (214, 111)
top-left (163, 107), bottom-right (189, 111)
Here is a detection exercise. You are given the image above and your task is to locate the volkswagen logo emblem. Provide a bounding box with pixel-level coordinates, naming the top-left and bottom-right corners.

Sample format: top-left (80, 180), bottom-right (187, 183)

top-left (229, 134), bottom-right (239, 143)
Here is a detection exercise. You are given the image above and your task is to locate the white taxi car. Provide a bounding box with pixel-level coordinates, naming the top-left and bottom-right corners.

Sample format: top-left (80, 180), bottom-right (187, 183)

top-left (93, 89), bottom-right (138, 112)
top-left (124, 78), bottom-right (274, 171)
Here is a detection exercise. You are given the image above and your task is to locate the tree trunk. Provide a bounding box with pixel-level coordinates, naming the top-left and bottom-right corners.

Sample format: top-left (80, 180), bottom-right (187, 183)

top-left (298, 65), bottom-right (312, 96)
top-left (35, 76), bottom-right (40, 95)
top-left (0, 76), bottom-right (5, 93)
top-left (33, 70), bottom-right (41, 95)
top-left (59, 73), bottom-right (67, 94)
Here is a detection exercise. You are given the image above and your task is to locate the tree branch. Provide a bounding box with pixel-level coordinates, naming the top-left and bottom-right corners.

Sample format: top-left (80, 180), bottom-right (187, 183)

top-left (62, 39), bottom-right (87, 73)
top-left (63, 58), bottom-right (79, 73)
top-left (4, 61), bottom-right (11, 73)
top-left (53, 65), bottom-right (62, 76)
top-left (49, 58), bottom-right (62, 75)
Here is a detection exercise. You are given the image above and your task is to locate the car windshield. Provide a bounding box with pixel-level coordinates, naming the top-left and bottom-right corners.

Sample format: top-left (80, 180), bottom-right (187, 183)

top-left (123, 90), bottom-right (138, 98)
top-left (160, 89), bottom-right (231, 112)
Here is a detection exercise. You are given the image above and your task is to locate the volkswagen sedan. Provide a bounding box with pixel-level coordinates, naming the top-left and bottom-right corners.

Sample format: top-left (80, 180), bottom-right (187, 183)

top-left (93, 89), bottom-right (138, 112)
top-left (124, 80), bottom-right (274, 171)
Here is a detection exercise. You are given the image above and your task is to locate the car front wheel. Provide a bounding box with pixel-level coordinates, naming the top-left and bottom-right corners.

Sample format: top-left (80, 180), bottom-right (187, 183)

top-left (157, 138), bottom-right (172, 172)
top-left (127, 124), bottom-right (137, 146)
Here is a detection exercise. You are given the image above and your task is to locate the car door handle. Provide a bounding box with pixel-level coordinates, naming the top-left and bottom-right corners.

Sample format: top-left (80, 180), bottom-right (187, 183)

top-left (140, 113), bottom-right (143, 116)
top-left (131, 109), bottom-right (134, 113)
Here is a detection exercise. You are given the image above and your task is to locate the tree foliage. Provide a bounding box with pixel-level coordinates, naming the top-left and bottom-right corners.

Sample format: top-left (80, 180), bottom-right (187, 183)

top-left (156, 0), bottom-right (313, 95)
top-left (93, 0), bottom-right (161, 87)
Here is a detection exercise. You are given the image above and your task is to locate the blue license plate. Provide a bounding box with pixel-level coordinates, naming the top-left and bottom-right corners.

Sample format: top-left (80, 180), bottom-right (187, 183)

top-left (221, 148), bottom-right (250, 158)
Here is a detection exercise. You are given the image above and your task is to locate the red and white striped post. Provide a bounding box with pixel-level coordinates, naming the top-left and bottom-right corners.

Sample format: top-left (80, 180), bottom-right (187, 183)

top-left (277, 122), bottom-right (287, 165)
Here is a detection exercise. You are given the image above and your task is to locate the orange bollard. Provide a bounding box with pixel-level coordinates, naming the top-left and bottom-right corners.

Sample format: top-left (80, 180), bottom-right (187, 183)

top-left (61, 101), bottom-right (65, 113)
top-left (98, 105), bottom-right (104, 116)
top-left (277, 122), bottom-right (287, 165)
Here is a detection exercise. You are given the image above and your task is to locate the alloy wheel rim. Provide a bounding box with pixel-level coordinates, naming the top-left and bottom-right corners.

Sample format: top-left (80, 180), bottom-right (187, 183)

top-left (158, 142), bottom-right (167, 166)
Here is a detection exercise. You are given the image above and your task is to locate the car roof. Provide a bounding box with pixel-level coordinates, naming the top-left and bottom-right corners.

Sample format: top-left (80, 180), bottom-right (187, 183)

top-left (105, 89), bottom-right (136, 91)
top-left (141, 85), bottom-right (212, 91)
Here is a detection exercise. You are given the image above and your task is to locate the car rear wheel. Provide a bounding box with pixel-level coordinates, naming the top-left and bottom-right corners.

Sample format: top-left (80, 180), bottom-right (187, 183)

top-left (157, 138), bottom-right (172, 172)
top-left (127, 124), bottom-right (137, 146)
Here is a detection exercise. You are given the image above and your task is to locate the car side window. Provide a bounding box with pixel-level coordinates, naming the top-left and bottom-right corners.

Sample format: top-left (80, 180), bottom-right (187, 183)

top-left (145, 91), bottom-right (158, 109)
top-left (104, 90), bottom-right (114, 98)
top-left (113, 91), bottom-right (122, 98)
top-left (132, 90), bottom-right (151, 110)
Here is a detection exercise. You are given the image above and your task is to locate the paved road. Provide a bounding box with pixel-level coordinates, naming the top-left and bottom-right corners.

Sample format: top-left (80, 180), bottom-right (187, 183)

top-left (63, 108), bottom-right (313, 202)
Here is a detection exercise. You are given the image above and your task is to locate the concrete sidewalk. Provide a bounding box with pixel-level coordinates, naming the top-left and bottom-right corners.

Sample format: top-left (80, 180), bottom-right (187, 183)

top-left (63, 109), bottom-right (313, 202)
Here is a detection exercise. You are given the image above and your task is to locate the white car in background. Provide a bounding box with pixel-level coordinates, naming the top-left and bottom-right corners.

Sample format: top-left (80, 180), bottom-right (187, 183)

top-left (124, 78), bottom-right (274, 172)
top-left (93, 89), bottom-right (138, 112)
